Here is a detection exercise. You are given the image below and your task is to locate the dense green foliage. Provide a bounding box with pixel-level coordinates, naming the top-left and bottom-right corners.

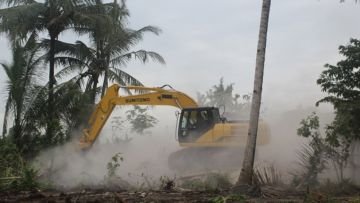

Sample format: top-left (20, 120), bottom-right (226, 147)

top-left (295, 38), bottom-right (360, 187)
top-left (1, 33), bottom-right (42, 149)
top-left (317, 38), bottom-right (360, 145)
top-left (52, 1), bottom-right (164, 103)
top-left (0, 139), bottom-right (40, 191)
top-left (0, 0), bottom-right (163, 190)
top-left (0, 0), bottom-right (105, 141)
top-left (0, 0), bottom-right (162, 152)
top-left (0, 0), bottom-right (164, 151)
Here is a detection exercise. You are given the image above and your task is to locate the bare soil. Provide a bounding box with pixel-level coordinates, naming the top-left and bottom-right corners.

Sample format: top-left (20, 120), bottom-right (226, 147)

top-left (1, 190), bottom-right (220, 203)
top-left (1, 189), bottom-right (359, 203)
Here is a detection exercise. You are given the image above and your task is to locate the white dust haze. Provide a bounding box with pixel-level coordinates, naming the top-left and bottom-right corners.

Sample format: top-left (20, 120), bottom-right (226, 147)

top-left (33, 105), bottom-right (359, 189)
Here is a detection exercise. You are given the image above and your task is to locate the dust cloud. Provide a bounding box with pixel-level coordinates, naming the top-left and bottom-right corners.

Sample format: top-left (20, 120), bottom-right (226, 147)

top-left (34, 106), bottom-right (182, 190)
top-left (34, 136), bottom-right (180, 189)
top-left (33, 104), bottom-right (358, 190)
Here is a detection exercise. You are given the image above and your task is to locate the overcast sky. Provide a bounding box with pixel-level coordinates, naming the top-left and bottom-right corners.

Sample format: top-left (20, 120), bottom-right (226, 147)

top-left (0, 0), bottom-right (359, 122)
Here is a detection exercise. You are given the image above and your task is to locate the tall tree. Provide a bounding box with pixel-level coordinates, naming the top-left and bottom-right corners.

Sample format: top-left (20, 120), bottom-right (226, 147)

top-left (317, 38), bottom-right (360, 144)
top-left (53, 0), bottom-right (164, 104)
top-left (1, 33), bottom-right (42, 150)
top-left (20, 79), bottom-right (91, 149)
top-left (237, 0), bottom-right (271, 185)
top-left (0, 0), bottom-right (98, 142)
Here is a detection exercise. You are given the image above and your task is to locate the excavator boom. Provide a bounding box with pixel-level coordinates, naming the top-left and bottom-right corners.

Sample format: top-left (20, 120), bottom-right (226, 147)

top-left (79, 84), bottom-right (198, 149)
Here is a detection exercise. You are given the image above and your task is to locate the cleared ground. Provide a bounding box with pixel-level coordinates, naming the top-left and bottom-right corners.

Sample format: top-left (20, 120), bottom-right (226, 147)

top-left (1, 189), bottom-right (359, 203)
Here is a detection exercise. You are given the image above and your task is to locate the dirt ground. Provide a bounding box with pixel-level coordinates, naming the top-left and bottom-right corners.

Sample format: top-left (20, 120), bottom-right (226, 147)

top-left (2, 190), bottom-right (220, 203)
top-left (1, 189), bottom-right (359, 203)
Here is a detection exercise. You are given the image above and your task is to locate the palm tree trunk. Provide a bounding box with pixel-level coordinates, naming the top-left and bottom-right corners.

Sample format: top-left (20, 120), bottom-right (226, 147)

top-left (46, 35), bottom-right (56, 143)
top-left (237, 0), bottom-right (271, 185)
top-left (14, 107), bottom-right (22, 148)
top-left (14, 59), bottom-right (32, 146)
top-left (101, 67), bottom-right (109, 98)
top-left (92, 74), bottom-right (99, 104)
top-left (100, 42), bottom-right (108, 98)
top-left (2, 96), bottom-right (11, 137)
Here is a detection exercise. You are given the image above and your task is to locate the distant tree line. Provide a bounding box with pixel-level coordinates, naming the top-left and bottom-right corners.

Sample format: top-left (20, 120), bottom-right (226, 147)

top-left (197, 78), bottom-right (252, 120)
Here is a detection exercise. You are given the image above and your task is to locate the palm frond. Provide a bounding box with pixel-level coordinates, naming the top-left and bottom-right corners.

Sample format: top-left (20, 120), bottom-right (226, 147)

top-left (74, 40), bottom-right (96, 60)
top-left (132, 25), bottom-right (162, 36)
top-left (54, 56), bottom-right (87, 68)
top-left (111, 50), bottom-right (165, 67)
top-left (54, 61), bottom-right (86, 80)
top-left (0, 2), bottom-right (46, 43)
top-left (107, 68), bottom-right (143, 87)
top-left (0, 0), bottom-right (36, 7)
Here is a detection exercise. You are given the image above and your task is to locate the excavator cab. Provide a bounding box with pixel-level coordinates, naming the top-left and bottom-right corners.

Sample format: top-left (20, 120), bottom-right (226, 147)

top-left (178, 107), bottom-right (221, 143)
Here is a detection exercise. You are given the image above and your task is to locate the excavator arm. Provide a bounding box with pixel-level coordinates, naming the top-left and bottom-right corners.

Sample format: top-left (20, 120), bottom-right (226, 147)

top-left (79, 84), bottom-right (198, 149)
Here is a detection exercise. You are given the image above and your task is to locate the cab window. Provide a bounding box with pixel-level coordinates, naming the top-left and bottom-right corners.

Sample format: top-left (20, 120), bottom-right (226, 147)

top-left (181, 111), bottom-right (189, 129)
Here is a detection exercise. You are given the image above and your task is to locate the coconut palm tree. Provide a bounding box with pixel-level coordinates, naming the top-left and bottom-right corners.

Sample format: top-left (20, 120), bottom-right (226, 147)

top-left (0, 0), bottom-right (100, 141)
top-left (53, 0), bottom-right (164, 104)
top-left (95, 0), bottom-right (164, 97)
top-left (1, 33), bottom-right (43, 150)
top-left (237, 0), bottom-right (271, 185)
top-left (20, 78), bottom-right (92, 150)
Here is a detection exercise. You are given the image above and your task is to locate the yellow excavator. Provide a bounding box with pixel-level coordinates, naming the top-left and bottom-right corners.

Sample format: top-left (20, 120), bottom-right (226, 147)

top-left (79, 84), bottom-right (270, 171)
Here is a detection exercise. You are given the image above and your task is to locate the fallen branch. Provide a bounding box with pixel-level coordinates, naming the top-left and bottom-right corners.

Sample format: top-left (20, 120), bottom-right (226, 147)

top-left (0, 177), bottom-right (21, 180)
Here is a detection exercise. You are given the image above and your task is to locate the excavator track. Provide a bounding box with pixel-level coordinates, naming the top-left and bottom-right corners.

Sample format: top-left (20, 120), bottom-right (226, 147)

top-left (168, 147), bottom-right (245, 173)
